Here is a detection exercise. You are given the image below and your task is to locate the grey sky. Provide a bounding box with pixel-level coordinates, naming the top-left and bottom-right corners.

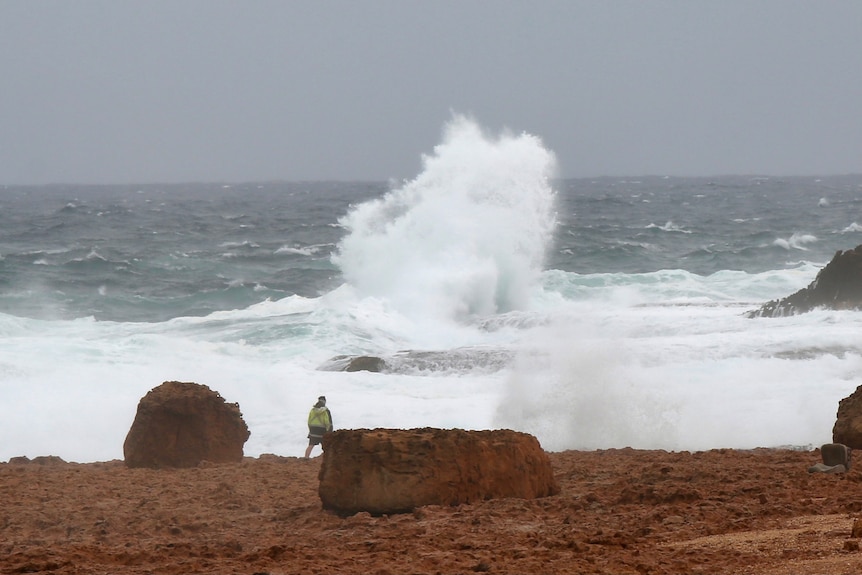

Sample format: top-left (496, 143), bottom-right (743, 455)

top-left (2, 1), bottom-right (860, 184)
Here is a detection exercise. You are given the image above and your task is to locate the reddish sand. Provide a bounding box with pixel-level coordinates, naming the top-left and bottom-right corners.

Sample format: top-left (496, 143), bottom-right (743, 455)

top-left (3, 448), bottom-right (862, 574)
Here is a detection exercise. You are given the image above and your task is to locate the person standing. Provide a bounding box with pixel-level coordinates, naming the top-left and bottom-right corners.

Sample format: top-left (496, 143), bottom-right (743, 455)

top-left (304, 396), bottom-right (333, 458)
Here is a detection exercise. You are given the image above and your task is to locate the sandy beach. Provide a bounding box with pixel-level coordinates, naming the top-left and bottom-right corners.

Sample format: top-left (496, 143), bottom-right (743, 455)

top-left (2, 447), bottom-right (862, 575)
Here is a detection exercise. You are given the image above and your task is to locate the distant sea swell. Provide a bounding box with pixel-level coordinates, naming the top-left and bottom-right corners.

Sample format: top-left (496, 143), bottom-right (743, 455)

top-left (2, 174), bottom-right (861, 323)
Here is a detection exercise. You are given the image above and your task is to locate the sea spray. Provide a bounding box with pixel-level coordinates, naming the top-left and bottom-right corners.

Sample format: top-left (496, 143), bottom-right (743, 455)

top-left (332, 115), bottom-right (557, 323)
top-left (495, 315), bottom-right (678, 451)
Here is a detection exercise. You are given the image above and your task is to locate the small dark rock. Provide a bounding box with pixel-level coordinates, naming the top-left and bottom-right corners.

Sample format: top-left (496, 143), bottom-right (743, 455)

top-left (345, 355), bottom-right (386, 372)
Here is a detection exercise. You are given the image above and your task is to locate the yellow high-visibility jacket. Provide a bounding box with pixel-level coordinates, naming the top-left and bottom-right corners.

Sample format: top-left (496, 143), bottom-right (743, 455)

top-left (308, 406), bottom-right (332, 431)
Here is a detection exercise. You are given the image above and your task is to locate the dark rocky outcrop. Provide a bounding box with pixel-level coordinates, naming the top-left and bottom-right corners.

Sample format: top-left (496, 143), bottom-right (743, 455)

top-left (833, 385), bottom-right (862, 451)
top-left (747, 245), bottom-right (862, 317)
top-left (318, 428), bottom-right (560, 516)
top-left (123, 381), bottom-right (250, 468)
top-left (344, 356), bottom-right (387, 372)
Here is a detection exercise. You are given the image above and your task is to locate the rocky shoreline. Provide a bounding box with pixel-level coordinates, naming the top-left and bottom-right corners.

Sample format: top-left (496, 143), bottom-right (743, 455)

top-left (3, 447), bottom-right (862, 574)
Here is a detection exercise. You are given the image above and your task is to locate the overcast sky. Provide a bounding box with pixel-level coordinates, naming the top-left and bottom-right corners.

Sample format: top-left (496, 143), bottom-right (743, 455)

top-left (2, 1), bottom-right (860, 184)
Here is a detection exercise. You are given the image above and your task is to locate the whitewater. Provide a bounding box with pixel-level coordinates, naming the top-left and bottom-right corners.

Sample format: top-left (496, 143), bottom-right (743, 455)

top-left (2, 116), bottom-right (862, 463)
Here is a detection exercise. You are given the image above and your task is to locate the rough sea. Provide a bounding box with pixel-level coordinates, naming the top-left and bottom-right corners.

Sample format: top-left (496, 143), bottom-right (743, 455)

top-left (3, 117), bottom-right (862, 463)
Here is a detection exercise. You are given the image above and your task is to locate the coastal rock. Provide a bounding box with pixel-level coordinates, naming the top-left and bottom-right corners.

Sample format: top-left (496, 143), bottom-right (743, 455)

top-left (833, 385), bottom-right (862, 450)
top-left (808, 441), bottom-right (850, 473)
top-left (747, 245), bottom-right (862, 317)
top-left (7, 455), bottom-right (67, 465)
top-left (820, 442), bottom-right (851, 469)
top-left (344, 355), bottom-right (386, 372)
top-left (318, 349), bottom-right (514, 375)
top-left (318, 428), bottom-right (559, 516)
top-left (318, 355), bottom-right (387, 372)
top-left (123, 381), bottom-right (250, 468)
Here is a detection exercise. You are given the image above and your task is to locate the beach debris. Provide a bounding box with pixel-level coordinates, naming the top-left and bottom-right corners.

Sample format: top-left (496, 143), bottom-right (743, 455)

top-left (833, 386), bottom-right (862, 450)
top-left (318, 427), bottom-right (559, 516)
top-left (746, 244), bottom-right (862, 317)
top-left (808, 443), bottom-right (851, 474)
top-left (123, 381), bottom-right (250, 468)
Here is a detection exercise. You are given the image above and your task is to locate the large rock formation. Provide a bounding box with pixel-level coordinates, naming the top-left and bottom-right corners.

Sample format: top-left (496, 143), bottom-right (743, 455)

top-left (747, 245), bottom-right (862, 317)
top-left (123, 381), bottom-right (250, 468)
top-left (833, 385), bottom-right (862, 450)
top-left (318, 428), bottom-right (559, 516)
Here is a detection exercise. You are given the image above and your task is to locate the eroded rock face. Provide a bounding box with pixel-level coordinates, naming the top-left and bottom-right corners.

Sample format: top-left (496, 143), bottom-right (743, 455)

top-left (318, 428), bottom-right (559, 516)
top-left (833, 385), bottom-right (862, 450)
top-left (123, 381), bottom-right (250, 468)
top-left (747, 245), bottom-right (862, 317)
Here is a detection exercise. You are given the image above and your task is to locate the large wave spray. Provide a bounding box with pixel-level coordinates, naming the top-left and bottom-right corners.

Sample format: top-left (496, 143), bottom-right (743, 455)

top-left (332, 116), bottom-right (557, 322)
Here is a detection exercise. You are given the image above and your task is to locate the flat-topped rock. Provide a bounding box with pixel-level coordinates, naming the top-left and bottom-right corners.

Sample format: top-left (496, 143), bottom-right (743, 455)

top-left (318, 428), bottom-right (559, 516)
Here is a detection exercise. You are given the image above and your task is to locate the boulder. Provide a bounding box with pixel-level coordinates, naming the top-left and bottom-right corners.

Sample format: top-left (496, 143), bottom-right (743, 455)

top-left (833, 385), bottom-right (862, 450)
top-left (808, 442), bottom-right (850, 474)
top-left (820, 443), bottom-right (851, 469)
top-left (123, 381), bottom-right (250, 468)
top-left (318, 428), bottom-right (560, 516)
top-left (747, 245), bottom-right (862, 317)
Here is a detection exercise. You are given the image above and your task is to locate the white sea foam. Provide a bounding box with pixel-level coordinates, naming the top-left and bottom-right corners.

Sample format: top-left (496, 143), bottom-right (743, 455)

top-left (495, 302), bottom-right (862, 452)
top-left (275, 245), bottom-right (319, 256)
top-left (773, 233), bottom-right (818, 251)
top-left (646, 221), bottom-right (691, 233)
top-left (2, 265), bottom-right (860, 463)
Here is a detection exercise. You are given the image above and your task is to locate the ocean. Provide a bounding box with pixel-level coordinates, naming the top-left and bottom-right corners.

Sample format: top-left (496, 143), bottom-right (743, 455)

top-left (2, 117), bottom-right (862, 463)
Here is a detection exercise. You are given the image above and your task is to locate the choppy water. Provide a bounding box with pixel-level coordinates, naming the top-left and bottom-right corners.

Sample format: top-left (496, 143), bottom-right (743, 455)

top-left (2, 116), bottom-right (862, 462)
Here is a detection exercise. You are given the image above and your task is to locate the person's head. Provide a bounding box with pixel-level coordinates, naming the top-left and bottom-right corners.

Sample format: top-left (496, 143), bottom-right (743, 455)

top-left (315, 396), bottom-right (326, 407)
